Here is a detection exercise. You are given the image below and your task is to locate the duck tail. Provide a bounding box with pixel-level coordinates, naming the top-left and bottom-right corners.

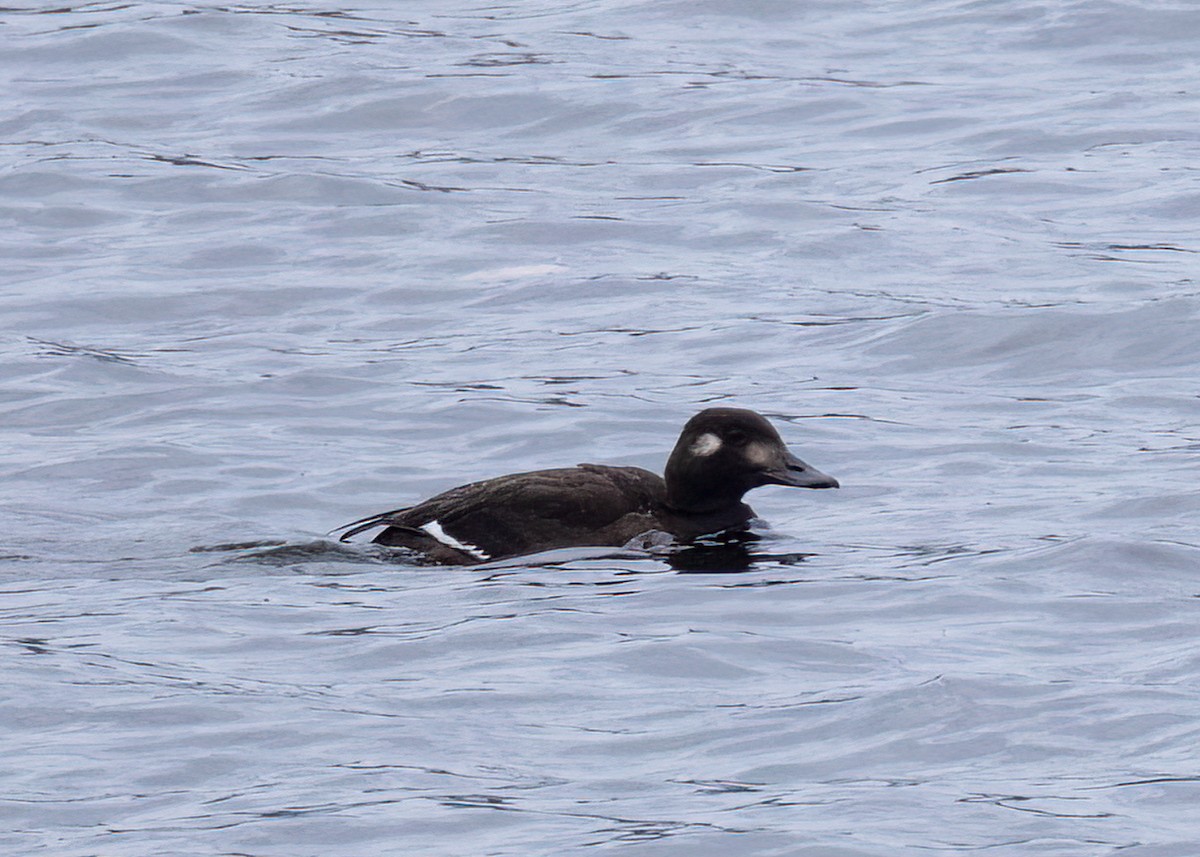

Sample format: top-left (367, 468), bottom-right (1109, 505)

top-left (329, 507), bottom-right (412, 542)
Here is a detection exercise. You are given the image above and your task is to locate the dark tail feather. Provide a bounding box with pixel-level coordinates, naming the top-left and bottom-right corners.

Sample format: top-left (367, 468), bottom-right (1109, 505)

top-left (329, 507), bottom-right (412, 542)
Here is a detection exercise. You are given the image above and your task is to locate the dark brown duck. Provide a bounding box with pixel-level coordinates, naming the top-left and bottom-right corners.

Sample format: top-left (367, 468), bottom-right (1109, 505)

top-left (335, 407), bottom-right (838, 564)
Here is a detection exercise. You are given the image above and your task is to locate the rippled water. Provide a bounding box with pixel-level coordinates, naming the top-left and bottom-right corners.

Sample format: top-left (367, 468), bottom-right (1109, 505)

top-left (3, 2), bottom-right (1199, 855)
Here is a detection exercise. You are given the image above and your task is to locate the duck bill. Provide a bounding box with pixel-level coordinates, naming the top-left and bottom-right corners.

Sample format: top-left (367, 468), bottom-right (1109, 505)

top-left (765, 450), bottom-right (840, 489)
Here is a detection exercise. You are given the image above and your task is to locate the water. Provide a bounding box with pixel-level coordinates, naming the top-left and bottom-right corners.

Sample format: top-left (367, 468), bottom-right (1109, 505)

top-left (2, 1), bottom-right (1198, 854)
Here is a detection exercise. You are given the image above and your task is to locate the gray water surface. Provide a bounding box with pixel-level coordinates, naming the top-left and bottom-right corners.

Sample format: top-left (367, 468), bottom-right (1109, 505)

top-left (2, 2), bottom-right (1199, 855)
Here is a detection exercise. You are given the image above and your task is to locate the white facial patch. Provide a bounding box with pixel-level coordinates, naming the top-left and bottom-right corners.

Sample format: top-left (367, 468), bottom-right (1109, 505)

top-left (689, 432), bottom-right (723, 456)
top-left (746, 442), bottom-right (773, 467)
top-left (421, 520), bottom-right (490, 561)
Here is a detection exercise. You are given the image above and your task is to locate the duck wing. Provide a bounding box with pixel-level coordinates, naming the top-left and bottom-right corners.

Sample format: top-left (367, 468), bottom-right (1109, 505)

top-left (338, 465), bottom-right (666, 563)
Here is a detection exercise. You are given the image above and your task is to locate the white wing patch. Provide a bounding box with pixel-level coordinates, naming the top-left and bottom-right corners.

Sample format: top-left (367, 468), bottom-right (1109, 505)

top-left (421, 520), bottom-right (491, 561)
top-left (689, 432), bottom-right (723, 456)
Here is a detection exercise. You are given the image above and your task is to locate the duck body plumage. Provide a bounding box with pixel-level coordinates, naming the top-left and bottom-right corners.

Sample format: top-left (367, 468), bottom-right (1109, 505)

top-left (335, 408), bottom-right (837, 565)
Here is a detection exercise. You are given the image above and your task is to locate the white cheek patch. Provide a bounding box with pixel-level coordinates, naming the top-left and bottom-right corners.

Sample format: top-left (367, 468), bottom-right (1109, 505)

top-left (689, 432), bottom-right (723, 456)
top-left (747, 442), bottom-right (773, 467)
top-left (421, 520), bottom-right (491, 561)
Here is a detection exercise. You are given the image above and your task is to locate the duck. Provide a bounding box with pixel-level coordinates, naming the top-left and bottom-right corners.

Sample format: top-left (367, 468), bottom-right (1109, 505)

top-left (334, 407), bottom-right (838, 564)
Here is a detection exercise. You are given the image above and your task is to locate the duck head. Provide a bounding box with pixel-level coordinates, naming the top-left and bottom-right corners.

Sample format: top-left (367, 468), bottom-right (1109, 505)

top-left (663, 407), bottom-right (838, 513)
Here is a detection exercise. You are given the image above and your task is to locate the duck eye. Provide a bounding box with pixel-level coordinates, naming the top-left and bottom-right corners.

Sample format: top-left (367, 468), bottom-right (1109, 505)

top-left (726, 430), bottom-right (748, 446)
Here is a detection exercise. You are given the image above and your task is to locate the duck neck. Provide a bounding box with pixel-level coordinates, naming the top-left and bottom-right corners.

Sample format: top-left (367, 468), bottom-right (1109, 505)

top-left (662, 488), bottom-right (755, 541)
top-left (663, 460), bottom-right (749, 516)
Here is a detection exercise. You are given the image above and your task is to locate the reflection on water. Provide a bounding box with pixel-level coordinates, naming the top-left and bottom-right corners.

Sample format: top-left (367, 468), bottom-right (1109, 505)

top-left (662, 531), bottom-right (816, 574)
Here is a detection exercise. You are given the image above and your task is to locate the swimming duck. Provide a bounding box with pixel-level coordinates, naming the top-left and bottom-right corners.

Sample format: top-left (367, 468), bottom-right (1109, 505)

top-left (335, 407), bottom-right (838, 564)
